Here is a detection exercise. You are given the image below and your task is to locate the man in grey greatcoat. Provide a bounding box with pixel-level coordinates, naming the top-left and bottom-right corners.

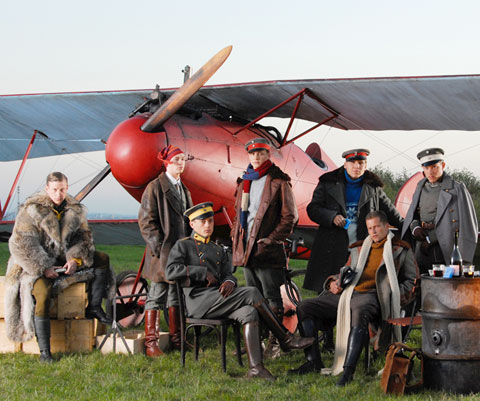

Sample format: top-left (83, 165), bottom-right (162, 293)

top-left (401, 147), bottom-right (478, 274)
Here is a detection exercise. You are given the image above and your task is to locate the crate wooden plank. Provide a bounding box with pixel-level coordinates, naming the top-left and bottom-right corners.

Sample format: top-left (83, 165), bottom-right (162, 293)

top-left (50, 282), bottom-right (87, 320)
top-left (22, 319), bottom-right (94, 354)
top-left (0, 319), bottom-right (21, 353)
top-left (0, 277), bottom-right (5, 319)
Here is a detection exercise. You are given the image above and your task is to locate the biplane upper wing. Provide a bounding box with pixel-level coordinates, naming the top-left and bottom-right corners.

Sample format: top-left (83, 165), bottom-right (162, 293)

top-left (1, 74), bottom-right (480, 161)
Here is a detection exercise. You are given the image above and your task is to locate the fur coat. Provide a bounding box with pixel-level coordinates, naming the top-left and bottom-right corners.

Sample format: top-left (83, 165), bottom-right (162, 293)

top-left (5, 192), bottom-right (96, 342)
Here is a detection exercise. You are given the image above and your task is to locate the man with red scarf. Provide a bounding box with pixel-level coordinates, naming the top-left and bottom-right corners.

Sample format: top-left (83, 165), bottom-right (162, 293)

top-left (231, 138), bottom-right (298, 356)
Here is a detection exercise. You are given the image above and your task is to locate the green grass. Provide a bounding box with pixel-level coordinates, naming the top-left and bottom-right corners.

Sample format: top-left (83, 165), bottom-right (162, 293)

top-left (0, 243), bottom-right (477, 400)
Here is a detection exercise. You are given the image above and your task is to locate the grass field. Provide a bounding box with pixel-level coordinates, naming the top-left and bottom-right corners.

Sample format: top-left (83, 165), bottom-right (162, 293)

top-left (0, 243), bottom-right (477, 401)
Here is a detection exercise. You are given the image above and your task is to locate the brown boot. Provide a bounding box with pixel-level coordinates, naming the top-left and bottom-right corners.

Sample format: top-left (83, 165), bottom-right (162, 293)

top-left (145, 310), bottom-right (164, 357)
top-left (255, 300), bottom-right (315, 352)
top-left (168, 306), bottom-right (182, 351)
top-left (244, 321), bottom-right (275, 381)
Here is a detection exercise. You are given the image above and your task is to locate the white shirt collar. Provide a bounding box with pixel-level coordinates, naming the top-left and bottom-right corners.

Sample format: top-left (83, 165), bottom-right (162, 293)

top-left (166, 171), bottom-right (182, 186)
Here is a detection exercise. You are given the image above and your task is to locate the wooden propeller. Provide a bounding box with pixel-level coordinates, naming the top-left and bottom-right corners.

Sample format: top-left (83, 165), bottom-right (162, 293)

top-left (141, 45), bottom-right (232, 133)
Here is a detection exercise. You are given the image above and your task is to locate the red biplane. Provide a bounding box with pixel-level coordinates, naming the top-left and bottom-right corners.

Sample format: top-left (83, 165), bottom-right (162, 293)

top-left (1, 46), bottom-right (480, 327)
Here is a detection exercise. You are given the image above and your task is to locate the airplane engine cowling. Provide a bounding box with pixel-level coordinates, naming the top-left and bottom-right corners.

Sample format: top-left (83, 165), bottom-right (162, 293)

top-left (105, 114), bottom-right (167, 201)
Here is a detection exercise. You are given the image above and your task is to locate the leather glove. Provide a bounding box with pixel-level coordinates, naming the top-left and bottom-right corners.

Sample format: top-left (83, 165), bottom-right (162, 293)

top-left (412, 226), bottom-right (427, 241)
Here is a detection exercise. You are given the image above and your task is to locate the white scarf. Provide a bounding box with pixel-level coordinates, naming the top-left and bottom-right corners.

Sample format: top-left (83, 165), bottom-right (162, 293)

top-left (322, 231), bottom-right (402, 376)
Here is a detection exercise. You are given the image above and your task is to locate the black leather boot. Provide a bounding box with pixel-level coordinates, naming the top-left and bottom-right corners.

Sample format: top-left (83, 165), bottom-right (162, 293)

top-left (34, 316), bottom-right (53, 363)
top-left (289, 318), bottom-right (324, 374)
top-left (255, 300), bottom-right (314, 352)
top-left (86, 268), bottom-right (113, 325)
top-left (337, 326), bottom-right (368, 386)
top-left (244, 321), bottom-right (275, 381)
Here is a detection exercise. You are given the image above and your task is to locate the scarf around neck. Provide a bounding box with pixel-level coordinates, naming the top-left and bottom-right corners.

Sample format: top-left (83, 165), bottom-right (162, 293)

top-left (240, 160), bottom-right (272, 230)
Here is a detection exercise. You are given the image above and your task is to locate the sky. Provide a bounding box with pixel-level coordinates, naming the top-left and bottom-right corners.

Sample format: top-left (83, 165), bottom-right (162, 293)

top-left (1, 0), bottom-right (480, 217)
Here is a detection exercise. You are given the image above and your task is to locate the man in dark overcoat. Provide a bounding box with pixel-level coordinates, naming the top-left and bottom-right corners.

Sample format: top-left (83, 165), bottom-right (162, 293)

top-left (138, 145), bottom-right (193, 355)
top-left (304, 149), bottom-right (403, 292)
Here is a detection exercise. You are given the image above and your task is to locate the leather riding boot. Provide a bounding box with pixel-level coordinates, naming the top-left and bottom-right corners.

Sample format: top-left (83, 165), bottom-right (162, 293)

top-left (322, 326), bottom-right (335, 353)
top-left (289, 319), bottom-right (323, 374)
top-left (244, 321), bottom-right (275, 381)
top-left (34, 316), bottom-right (53, 363)
top-left (86, 268), bottom-right (113, 325)
top-left (168, 306), bottom-right (182, 351)
top-left (145, 310), bottom-right (164, 357)
top-left (255, 300), bottom-right (315, 352)
top-left (337, 326), bottom-right (368, 386)
top-left (263, 306), bottom-right (283, 359)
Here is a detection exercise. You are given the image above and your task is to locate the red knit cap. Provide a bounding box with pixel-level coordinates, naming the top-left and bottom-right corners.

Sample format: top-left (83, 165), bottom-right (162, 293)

top-left (158, 145), bottom-right (184, 162)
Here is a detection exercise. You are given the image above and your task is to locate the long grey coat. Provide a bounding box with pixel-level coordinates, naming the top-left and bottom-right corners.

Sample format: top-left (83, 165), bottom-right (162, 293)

top-left (5, 192), bottom-right (95, 342)
top-left (401, 173), bottom-right (478, 263)
top-left (138, 173), bottom-right (193, 283)
top-left (304, 167), bottom-right (403, 292)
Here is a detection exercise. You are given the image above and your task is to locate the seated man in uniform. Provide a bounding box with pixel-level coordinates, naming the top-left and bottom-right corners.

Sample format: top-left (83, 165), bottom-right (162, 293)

top-left (165, 202), bottom-right (314, 380)
top-left (290, 211), bottom-right (417, 386)
top-left (5, 172), bottom-right (114, 362)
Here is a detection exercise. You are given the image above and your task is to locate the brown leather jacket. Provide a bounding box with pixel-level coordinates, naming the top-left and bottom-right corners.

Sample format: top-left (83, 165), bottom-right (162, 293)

top-left (231, 164), bottom-right (298, 269)
top-left (138, 173), bottom-right (193, 282)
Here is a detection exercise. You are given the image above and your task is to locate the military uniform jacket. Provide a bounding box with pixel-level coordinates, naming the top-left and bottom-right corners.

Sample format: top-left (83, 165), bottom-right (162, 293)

top-left (401, 173), bottom-right (478, 263)
top-left (165, 236), bottom-right (237, 318)
top-left (138, 172), bottom-right (193, 283)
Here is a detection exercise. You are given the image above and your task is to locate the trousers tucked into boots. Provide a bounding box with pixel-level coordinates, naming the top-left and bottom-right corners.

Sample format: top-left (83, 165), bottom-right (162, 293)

top-left (337, 326), bottom-right (369, 386)
top-left (34, 316), bottom-right (53, 363)
top-left (145, 310), bottom-right (164, 357)
top-left (86, 267), bottom-right (112, 325)
top-left (244, 321), bottom-right (275, 380)
top-left (289, 318), bottom-right (324, 374)
top-left (255, 300), bottom-right (315, 352)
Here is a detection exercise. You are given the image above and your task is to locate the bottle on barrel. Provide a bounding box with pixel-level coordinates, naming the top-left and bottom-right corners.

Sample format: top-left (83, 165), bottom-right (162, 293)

top-left (450, 229), bottom-right (463, 276)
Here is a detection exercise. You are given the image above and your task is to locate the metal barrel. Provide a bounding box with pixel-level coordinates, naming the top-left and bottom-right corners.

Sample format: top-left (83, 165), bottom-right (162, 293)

top-left (421, 274), bottom-right (480, 394)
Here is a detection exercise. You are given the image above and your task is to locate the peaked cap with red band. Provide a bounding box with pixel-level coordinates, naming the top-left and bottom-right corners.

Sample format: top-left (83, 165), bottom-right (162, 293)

top-left (341, 148), bottom-right (370, 161)
top-left (244, 138), bottom-right (271, 153)
top-left (158, 145), bottom-right (184, 162)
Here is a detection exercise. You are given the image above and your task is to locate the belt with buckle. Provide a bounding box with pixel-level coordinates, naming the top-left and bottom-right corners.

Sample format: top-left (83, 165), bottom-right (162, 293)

top-left (421, 222), bottom-right (435, 230)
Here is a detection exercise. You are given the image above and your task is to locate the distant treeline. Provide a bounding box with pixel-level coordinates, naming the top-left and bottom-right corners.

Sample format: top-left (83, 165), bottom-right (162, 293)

top-left (372, 166), bottom-right (480, 219)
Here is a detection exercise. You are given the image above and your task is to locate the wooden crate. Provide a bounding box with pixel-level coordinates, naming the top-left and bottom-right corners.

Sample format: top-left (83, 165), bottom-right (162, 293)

top-left (96, 331), bottom-right (169, 355)
top-left (22, 319), bottom-right (95, 354)
top-left (50, 282), bottom-right (87, 320)
top-left (0, 319), bottom-right (21, 353)
top-left (0, 277), bottom-right (86, 320)
top-left (0, 277), bottom-right (5, 319)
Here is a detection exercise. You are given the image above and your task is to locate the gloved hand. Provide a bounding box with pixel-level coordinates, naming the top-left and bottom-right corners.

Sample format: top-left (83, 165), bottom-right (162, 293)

top-left (412, 226), bottom-right (427, 241)
top-left (219, 281), bottom-right (235, 298)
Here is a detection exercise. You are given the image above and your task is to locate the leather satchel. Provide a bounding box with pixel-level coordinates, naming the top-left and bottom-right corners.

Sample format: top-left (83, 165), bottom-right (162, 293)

top-left (380, 342), bottom-right (423, 395)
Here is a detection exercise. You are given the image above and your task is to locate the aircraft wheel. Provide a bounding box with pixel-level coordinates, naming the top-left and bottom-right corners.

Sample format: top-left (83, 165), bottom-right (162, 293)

top-left (115, 270), bottom-right (149, 329)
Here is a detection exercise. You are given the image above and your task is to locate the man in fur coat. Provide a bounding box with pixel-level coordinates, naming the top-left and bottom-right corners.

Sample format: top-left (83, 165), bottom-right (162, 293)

top-left (230, 138), bottom-right (298, 357)
top-left (5, 172), bottom-right (113, 362)
top-left (290, 211), bottom-right (418, 386)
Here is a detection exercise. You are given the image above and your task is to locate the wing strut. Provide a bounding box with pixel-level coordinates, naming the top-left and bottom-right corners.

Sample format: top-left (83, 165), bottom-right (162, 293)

top-left (74, 165), bottom-right (112, 202)
top-left (232, 88), bottom-right (339, 146)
